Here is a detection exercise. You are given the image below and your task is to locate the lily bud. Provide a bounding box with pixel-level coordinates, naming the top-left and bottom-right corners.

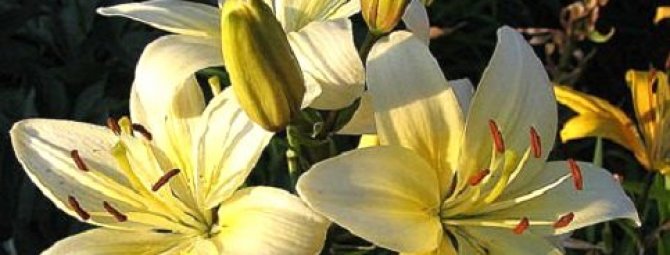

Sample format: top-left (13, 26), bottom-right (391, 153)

top-left (221, 0), bottom-right (305, 132)
top-left (361, 0), bottom-right (410, 35)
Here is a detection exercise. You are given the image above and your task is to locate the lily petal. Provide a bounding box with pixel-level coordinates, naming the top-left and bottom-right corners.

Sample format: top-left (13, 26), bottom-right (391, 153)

top-left (483, 161), bottom-right (640, 235)
top-left (97, 0), bottom-right (220, 38)
top-left (288, 19), bottom-right (365, 109)
top-left (458, 27), bottom-right (556, 190)
top-left (402, 0), bottom-right (430, 44)
top-left (297, 146), bottom-right (442, 253)
top-left (554, 85), bottom-right (649, 169)
top-left (43, 228), bottom-right (192, 255)
top-left (193, 88), bottom-right (274, 209)
top-left (460, 227), bottom-right (563, 255)
top-left (273, 0), bottom-right (360, 32)
top-left (10, 119), bottom-right (192, 231)
top-left (367, 31), bottom-right (465, 194)
top-left (130, 35), bottom-right (220, 166)
top-left (216, 187), bottom-right (329, 255)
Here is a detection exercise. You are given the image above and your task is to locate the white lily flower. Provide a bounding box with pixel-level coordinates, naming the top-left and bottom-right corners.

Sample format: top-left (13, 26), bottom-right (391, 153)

top-left (11, 84), bottom-right (329, 254)
top-left (297, 27), bottom-right (640, 254)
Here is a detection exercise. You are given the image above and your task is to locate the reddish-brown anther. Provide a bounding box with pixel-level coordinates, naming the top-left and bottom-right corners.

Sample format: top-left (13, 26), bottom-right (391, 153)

top-left (530, 127), bottom-right (542, 158)
top-left (513, 217), bottom-right (530, 235)
top-left (107, 117), bottom-right (121, 135)
top-left (468, 169), bottom-right (491, 186)
top-left (488, 120), bottom-right (505, 153)
top-left (568, 159), bottom-right (583, 190)
top-left (70, 150), bottom-right (88, 172)
top-left (152, 169), bottom-right (181, 192)
top-left (103, 201), bottom-right (128, 222)
top-left (553, 212), bottom-right (575, 228)
top-left (131, 124), bottom-right (153, 140)
top-left (67, 196), bottom-right (90, 220)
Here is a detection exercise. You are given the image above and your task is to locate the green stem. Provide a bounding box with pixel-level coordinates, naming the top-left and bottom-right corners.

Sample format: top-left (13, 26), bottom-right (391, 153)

top-left (359, 32), bottom-right (382, 63)
top-left (286, 125), bottom-right (301, 190)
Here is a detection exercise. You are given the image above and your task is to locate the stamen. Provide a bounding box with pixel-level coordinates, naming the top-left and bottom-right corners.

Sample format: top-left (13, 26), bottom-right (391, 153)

top-left (131, 124), bottom-right (153, 140)
top-left (613, 173), bottom-right (623, 183)
top-left (530, 127), bottom-right (542, 158)
top-left (70, 150), bottom-right (88, 172)
top-left (568, 159), bottom-right (583, 190)
top-left (513, 217), bottom-right (530, 235)
top-left (67, 196), bottom-right (90, 220)
top-left (468, 169), bottom-right (490, 186)
top-left (152, 169), bottom-right (181, 192)
top-left (103, 201), bottom-right (128, 222)
top-left (488, 119), bottom-right (505, 153)
top-left (553, 212), bottom-right (574, 228)
top-left (107, 117), bottom-right (121, 135)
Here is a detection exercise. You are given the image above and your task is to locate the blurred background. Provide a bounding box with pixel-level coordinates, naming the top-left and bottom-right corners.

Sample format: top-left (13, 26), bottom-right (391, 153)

top-left (0, 0), bottom-right (668, 254)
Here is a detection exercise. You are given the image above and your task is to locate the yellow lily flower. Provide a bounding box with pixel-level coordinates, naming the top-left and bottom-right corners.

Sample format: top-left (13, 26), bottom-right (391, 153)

top-left (656, 7), bottom-right (670, 23)
top-left (10, 84), bottom-right (329, 254)
top-left (555, 70), bottom-right (670, 174)
top-left (97, 0), bottom-right (432, 116)
top-left (297, 27), bottom-right (640, 254)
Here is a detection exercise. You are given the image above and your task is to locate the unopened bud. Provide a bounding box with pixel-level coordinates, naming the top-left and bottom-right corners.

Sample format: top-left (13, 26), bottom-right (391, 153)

top-left (221, 0), bottom-right (305, 132)
top-left (361, 0), bottom-right (410, 35)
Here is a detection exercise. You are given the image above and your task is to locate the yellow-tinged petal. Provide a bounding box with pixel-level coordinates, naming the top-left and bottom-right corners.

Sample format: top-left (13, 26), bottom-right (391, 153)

top-left (43, 228), bottom-right (193, 255)
top-left (554, 85), bottom-right (649, 169)
top-left (459, 227), bottom-right (563, 255)
top-left (482, 161), bottom-right (640, 235)
top-left (338, 92), bottom-right (376, 134)
top-left (9, 119), bottom-right (192, 232)
top-left (288, 19), bottom-right (365, 109)
top-left (656, 7), bottom-right (670, 23)
top-left (216, 187), bottom-right (329, 255)
top-left (192, 88), bottom-right (274, 209)
top-left (367, 31), bottom-right (465, 195)
top-left (97, 0), bottom-right (220, 38)
top-left (297, 146), bottom-right (442, 253)
top-left (458, 26), bottom-right (556, 192)
top-left (129, 35), bottom-right (220, 158)
top-left (401, 235), bottom-right (457, 255)
top-left (402, 0), bottom-right (430, 44)
top-left (272, 0), bottom-right (360, 32)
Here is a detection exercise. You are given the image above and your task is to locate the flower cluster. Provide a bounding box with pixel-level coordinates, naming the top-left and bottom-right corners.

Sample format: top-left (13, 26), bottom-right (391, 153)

top-left (9, 0), bottom-right (643, 254)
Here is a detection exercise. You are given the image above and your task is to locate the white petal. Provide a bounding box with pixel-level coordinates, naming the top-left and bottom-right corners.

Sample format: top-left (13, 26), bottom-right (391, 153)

top-left (367, 31), bottom-right (465, 195)
top-left (297, 146), bottom-right (443, 253)
top-left (43, 228), bottom-right (192, 255)
top-left (10, 119), bottom-right (186, 231)
top-left (97, 0), bottom-right (220, 38)
top-left (337, 92), bottom-right (376, 134)
top-left (402, 0), bottom-right (430, 44)
top-left (273, 0), bottom-right (360, 32)
top-left (458, 26), bottom-right (556, 189)
top-left (130, 35), bottom-right (220, 160)
top-left (193, 88), bottom-right (274, 209)
top-left (216, 187), bottom-right (329, 255)
top-left (483, 161), bottom-right (640, 235)
top-left (289, 19), bottom-right (365, 109)
top-left (459, 226), bottom-right (563, 255)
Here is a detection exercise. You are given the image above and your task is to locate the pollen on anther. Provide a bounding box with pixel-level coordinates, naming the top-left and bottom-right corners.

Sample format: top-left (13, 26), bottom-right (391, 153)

top-left (67, 196), bottom-right (90, 220)
top-left (553, 212), bottom-right (574, 228)
top-left (107, 117), bottom-right (121, 135)
top-left (568, 159), bottom-right (583, 190)
top-left (70, 150), bottom-right (88, 172)
top-left (530, 127), bottom-right (541, 158)
top-left (103, 201), bottom-right (128, 222)
top-left (513, 217), bottom-right (530, 235)
top-left (468, 169), bottom-right (490, 186)
top-left (152, 169), bottom-right (180, 192)
top-left (488, 119), bottom-right (505, 153)
top-left (131, 124), bottom-right (153, 140)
